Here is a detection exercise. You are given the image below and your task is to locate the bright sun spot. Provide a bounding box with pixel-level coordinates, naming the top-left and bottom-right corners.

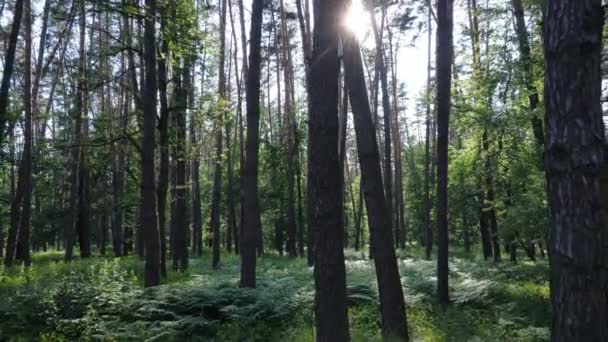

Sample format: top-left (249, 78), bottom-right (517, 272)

top-left (343, 0), bottom-right (370, 43)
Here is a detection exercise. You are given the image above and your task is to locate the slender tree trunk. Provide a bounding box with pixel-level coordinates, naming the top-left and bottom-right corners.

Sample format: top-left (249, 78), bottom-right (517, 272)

top-left (388, 26), bottom-right (405, 249)
top-left (424, 1), bottom-right (433, 258)
top-left (210, 0), bottom-right (228, 270)
top-left (173, 63), bottom-right (190, 271)
top-left (142, 0), bottom-right (161, 287)
top-left (279, 0), bottom-right (297, 259)
top-left (370, 7), bottom-right (394, 252)
top-left (511, 0), bottom-right (543, 149)
top-left (241, 0), bottom-right (264, 288)
top-left (343, 22), bottom-right (409, 341)
top-left (0, 0), bottom-right (24, 144)
top-left (543, 1), bottom-right (607, 340)
top-left (15, 0), bottom-right (33, 266)
top-left (435, 0), bottom-right (453, 306)
top-left (77, 0), bottom-right (91, 259)
top-left (157, 15), bottom-right (170, 275)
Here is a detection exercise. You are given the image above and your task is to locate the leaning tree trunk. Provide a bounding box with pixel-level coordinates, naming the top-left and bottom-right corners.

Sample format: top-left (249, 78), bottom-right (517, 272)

top-left (343, 24), bottom-right (409, 341)
top-left (543, 0), bottom-right (607, 340)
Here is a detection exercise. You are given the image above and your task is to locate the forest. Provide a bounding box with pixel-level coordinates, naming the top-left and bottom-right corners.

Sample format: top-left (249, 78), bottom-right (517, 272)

top-left (0, 0), bottom-right (606, 340)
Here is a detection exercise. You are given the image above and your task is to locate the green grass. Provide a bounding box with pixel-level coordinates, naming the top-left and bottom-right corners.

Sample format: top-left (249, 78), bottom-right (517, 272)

top-left (0, 247), bottom-right (550, 341)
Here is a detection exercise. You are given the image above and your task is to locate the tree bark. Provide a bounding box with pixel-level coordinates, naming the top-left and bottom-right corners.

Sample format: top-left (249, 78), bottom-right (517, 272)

top-left (308, 0), bottom-right (350, 340)
top-left (241, 0), bottom-right (264, 288)
top-left (543, 0), bottom-right (607, 340)
top-left (435, 0), bottom-right (453, 306)
top-left (142, 0), bottom-right (161, 287)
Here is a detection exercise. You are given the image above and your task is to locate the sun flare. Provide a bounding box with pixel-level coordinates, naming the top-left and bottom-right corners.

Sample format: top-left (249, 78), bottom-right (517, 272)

top-left (343, 0), bottom-right (370, 42)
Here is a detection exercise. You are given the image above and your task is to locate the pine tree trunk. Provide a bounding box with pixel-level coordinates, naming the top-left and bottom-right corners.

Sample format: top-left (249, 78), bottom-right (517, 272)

top-left (543, 0), bottom-right (607, 339)
top-left (0, 0), bottom-right (24, 144)
top-left (142, 0), bottom-right (161, 287)
top-left (435, 0), bottom-right (453, 306)
top-left (210, 0), bottom-right (228, 270)
top-left (343, 24), bottom-right (409, 341)
top-left (308, 0), bottom-right (350, 340)
top-left (241, 0), bottom-right (264, 288)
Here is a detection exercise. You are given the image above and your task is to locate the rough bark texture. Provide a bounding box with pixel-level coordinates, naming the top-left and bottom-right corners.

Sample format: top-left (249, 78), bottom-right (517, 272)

top-left (308, 0), bottom-right (350, 340)
top-left (543, 0), bottom-right (608, 340)
top-left (343, 27), bottom-right (409, 341)
top-left (241, 0), bottom-right (264, 288)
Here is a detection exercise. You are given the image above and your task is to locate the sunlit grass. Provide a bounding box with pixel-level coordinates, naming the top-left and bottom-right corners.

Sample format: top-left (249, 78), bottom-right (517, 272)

top-left (0, 246), bottom-right (549, 341)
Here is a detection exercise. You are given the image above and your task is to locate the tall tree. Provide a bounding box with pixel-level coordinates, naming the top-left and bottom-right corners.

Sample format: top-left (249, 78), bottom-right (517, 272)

top-left (142, 0), bottom-right (161, 287)
top-left (211, 0), bottom-right (228, 270)
top-left (77, 0), bottom-right (91, 259)
top-left (435, 0), bottom-right (453, 306)
top-left (308, 0), bottom-right (350, 340)
top-left (0, 0), bottom-right (25, 144)
top-left (543, 0), bottom-right (607, 340)
top-left (424, 0), bottom-right (433, 260)
top-left (369, 5), bottom-right (394, 251)
top-left (342, 13), bottom-right (409, 341)
top-left (173, 63), bottom-right (190, 271)
top-left (241, 0), bottom-right (264, 288)
top-left (511, 0), bottom-right (543, 149)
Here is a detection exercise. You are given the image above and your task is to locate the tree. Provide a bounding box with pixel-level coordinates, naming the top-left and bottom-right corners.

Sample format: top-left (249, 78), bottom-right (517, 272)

top-left (241, 0), bottom-right (264, 288)
top-left (543, 0), bottom-right (607, 340)
top-left (308, 0), bottom-right (350, 340)
top-left (342, 14), bottom-right (409, 341)
top-left (142, 0), bottom-right (161, 287)
top-left (211, 0), bottom-right (228, 270)
top-left (435, 0), bottom-right (453, 306)
top-left (511, 0), bottom-right (543, 149)
top-left (0, 0), bottom-right (25, 145)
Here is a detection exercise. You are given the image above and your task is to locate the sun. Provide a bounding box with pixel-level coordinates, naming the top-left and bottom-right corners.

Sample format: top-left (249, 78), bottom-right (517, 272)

top-left (343, 0), bottom-right (370, 42)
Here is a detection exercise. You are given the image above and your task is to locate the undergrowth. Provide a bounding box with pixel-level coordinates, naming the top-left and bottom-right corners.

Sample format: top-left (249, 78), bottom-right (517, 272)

top-left (0, 248), bottom-right (549, 341)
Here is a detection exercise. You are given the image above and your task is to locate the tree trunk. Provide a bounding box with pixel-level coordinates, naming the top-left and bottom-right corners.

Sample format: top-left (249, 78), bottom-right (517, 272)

top-left (0, 0), bottom-right (24, 144)
top-left (435, 0), bottom-right (453, 306)
top-left (173, 63), bottom-right (189, 271)
top-left (424, 0), bottom-right (433, 259)
top-left (210, 0), bottom-right (228, 270)
top-left (157, 15), bottom-right (170, 275)
top-left (308, 0), bottom-right (350, 340)
top-left (511, 0), bottom-right (543, 149)
top-left (77, 0), bottom-right (91, 259)
top-left (343, 24), bottom-right (409, 341)
top-left (370, 6), bottom-right (394, 253)
top-left (241, 0), bottom-right (264, 288)
top-left (142, 0), bottom-right (161, 287)
top-left (543, 1), bottom-right (607, 339)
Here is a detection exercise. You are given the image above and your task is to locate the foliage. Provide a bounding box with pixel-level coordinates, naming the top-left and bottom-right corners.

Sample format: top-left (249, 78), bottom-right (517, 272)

top-left (0, 248), bottom-right (549, 341)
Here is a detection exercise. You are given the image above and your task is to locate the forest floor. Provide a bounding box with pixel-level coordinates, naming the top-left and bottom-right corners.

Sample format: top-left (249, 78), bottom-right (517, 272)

top-left (0, 247), bottom-right (550, 341)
